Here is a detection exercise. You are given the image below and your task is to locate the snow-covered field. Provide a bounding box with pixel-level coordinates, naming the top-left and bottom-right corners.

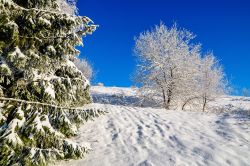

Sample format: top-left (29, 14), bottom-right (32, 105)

top-left (53, 86), bottom-right (250, 166)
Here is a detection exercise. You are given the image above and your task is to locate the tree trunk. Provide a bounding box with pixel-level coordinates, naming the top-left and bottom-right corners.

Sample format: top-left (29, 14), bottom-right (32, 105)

top-left (165, 68), bottom-right (174, 110)
top-left (162, 88), bottom-right (169, 109)
top-left (166, 90), bottom-right (171, 110)
top-left (202, 97), bottom-right (207, 112)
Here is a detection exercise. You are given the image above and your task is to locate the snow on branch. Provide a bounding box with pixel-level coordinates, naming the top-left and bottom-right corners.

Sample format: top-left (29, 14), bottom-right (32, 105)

top-left (133, 22), bottom-right (228, 111)
top-left (0, 100), bottom-right (107, 165)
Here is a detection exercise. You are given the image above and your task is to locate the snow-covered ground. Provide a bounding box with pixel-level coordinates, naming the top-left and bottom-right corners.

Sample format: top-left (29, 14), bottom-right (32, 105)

top-left (91, 86), bottom-right (141, 106)
top-left (53, 86), bottom-right (250, 166)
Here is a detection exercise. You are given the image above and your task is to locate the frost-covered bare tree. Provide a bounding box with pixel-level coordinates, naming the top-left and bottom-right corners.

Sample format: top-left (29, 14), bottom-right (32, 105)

top-left (179, 50), bottom-right (202, 110)
top-left (74, 57), bottom-right (93, 81)
top-left (198, 53), bottom-right (227, 111)
top-left (134, 23), bottom-right (227, 111)
top-left (180, 53), bottom-right (227, 111)
top-left (134, 23), bottom-right (201, 109)
top-left (57, 0), bottom-right (78, 15)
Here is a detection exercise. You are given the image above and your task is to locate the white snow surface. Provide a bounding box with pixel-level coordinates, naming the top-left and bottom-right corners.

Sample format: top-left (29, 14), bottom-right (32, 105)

top-left (91, 86), bottom-right (137, 96)
top-left (44, 83), bottom-right (56, 99)
top-left (9, 47), bottom-right (25, 59)
top-left (53, 86), bottom-right (250, 166)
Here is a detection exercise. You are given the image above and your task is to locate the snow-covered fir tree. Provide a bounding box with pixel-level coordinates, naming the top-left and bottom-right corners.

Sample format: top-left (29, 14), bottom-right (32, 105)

top-left (0, 0), bottom-right (105, 165)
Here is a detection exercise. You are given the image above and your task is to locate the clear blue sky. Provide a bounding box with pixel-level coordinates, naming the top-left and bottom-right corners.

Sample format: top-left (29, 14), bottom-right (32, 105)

top-left (77, 0), bottom-right (250, 94)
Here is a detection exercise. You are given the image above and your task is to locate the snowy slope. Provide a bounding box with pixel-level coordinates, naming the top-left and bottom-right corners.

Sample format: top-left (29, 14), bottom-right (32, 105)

top-left (53, 86), bottom-right (250, 166)
top-left (91, 86), bottom-right (142, 106)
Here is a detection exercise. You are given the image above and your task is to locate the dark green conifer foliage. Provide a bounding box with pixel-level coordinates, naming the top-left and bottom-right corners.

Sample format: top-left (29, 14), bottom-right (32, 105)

top-left (0, 0), bottom-right (102, 165)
